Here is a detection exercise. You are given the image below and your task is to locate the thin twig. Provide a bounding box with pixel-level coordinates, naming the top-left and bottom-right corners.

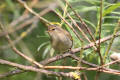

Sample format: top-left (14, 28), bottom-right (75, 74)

top-left (0, 20), bottom-right (38, 50)
top-left (17, 0), bottom-right (51, 26)
top-left (64, 0), bottom-right (96, 45)
top-left (0, 59), bottom-right (120, 76)
top-left (81, 72), bottom-right (88, 80)
top-left (104, 20), bottom-right (120, 63)
top-left (102, 59), bottom-right (120, 67)
top-left (98, 0), bottom-right (104, 65)
top-left (52, 10), bottom-right (83, 42)
top-left (0, 59), bottom-right (73, 78)
top-left (0, 22), bottom-right (43, 68)
top-left (60, 2), bottom-right (68, 27)
top-left (95, 0), bottom-right (104, 79)
top-left (40, 33), bottom-right (120, 65)
top-left (67, 13), bottom-right (97, 50)
top-left (0, 8), bottom-right (51, 37)
top-left (23, 0), bottom-right (39, 14)
top-left (0, 69), bottom-right (25, 78)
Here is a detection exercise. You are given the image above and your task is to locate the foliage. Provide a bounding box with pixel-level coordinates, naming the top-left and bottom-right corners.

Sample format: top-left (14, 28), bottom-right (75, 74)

top-left (0, 0), bottom-right (120, 80)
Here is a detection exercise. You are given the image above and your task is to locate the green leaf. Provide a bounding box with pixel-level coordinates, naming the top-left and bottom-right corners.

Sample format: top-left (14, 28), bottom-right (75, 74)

top-left (103, 2), bottom-right (120, 17)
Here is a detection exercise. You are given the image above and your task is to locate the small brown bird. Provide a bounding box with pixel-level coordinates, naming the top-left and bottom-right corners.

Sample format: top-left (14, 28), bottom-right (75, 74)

top-left (47, 25), bottom-right (73, 52)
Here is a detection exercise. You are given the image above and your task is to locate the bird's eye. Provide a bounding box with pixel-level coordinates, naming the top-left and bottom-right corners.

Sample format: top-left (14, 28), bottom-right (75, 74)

top-left (52, 28), bottom-right (55, 30)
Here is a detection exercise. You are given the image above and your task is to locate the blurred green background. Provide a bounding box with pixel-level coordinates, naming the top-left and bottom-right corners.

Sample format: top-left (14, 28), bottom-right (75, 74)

top-left (0, 0), bottom-right (120, 80)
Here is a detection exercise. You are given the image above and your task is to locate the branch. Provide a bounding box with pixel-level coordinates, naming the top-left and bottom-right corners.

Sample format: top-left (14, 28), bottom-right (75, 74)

top-left (0, 22), bottom-right (43, 68)
top-left (0, 59), bottom-right (73, 78)
top-left (40, 32), bottom-right (120, 66)
top-left (0, 6), bottom-right (51, 38)
top-left (0, 59), bottom-right (120, 77)
top-left (17, 0), bottom-right (51, 26)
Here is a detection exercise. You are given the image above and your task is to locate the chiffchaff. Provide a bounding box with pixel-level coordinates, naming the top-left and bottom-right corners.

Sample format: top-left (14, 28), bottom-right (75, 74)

top-left (47, 25), bottom-right (73, 52)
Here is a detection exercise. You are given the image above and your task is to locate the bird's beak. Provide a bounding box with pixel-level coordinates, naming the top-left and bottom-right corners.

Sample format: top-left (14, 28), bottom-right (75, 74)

top-left (46, 31), bottom-right (49, 33)
top-left (46, 30), bottom-right (50, 33)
